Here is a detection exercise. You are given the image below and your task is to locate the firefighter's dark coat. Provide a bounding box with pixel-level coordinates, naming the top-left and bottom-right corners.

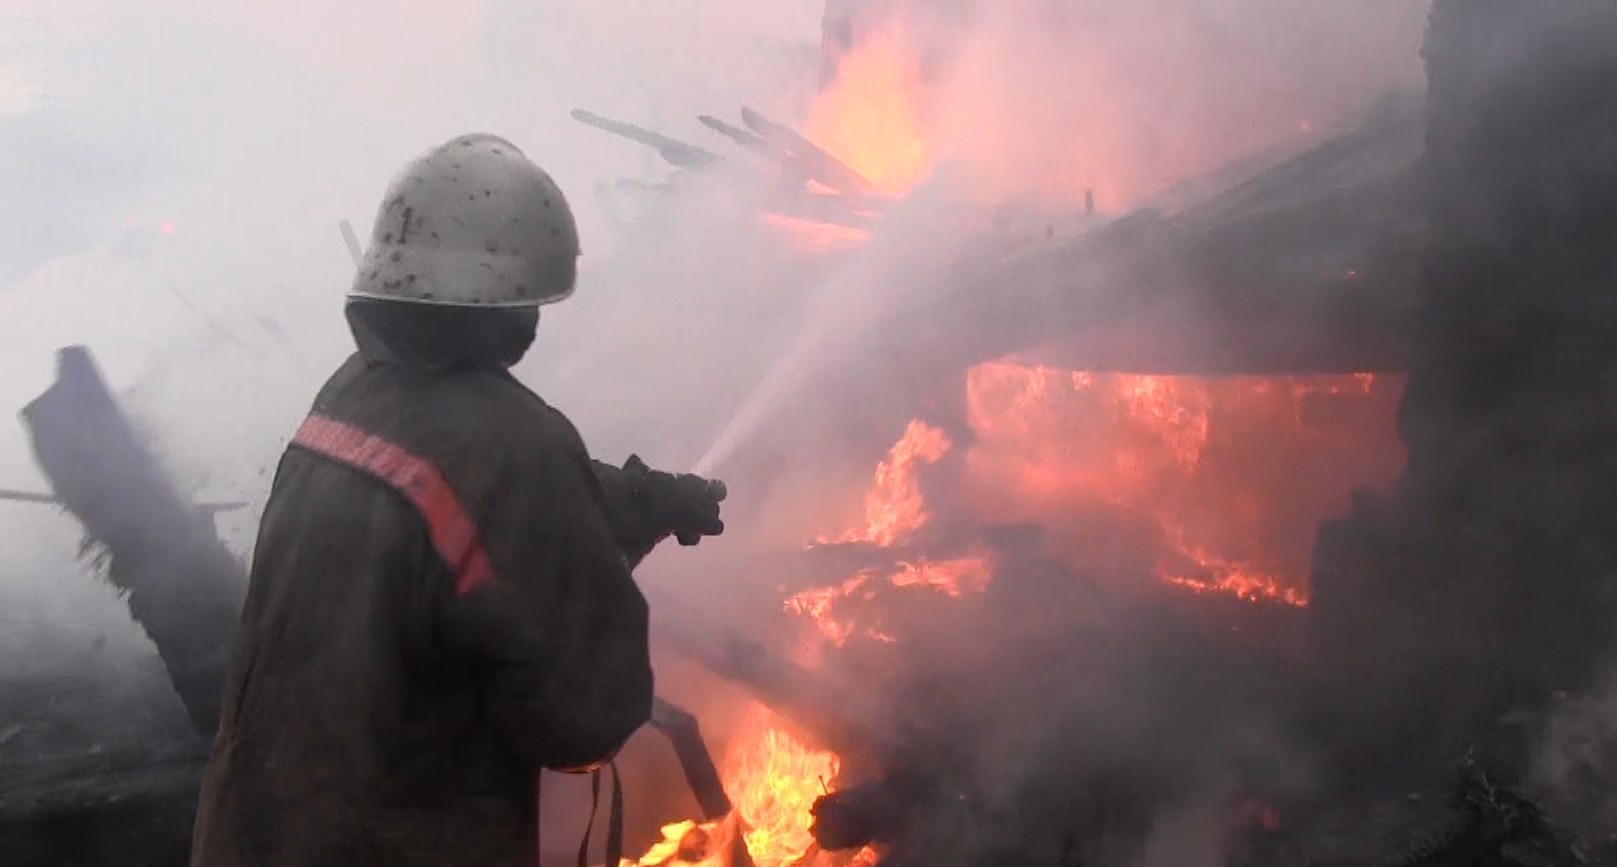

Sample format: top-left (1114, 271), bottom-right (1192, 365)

top-left (191, 354), bottom-right (654, 867)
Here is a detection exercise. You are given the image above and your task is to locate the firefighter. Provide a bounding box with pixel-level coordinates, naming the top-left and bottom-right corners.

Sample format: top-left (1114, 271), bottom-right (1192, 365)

top-left (191, 133), bottom-right (726, 867)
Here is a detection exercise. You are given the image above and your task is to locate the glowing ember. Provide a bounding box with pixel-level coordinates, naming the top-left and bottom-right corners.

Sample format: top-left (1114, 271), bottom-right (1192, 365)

top-left (804, 24), bottom-right (930, 194)
top-left (816, 419), bottom-right (951, 548)
top-left (846, 847), bottom-right (882, 867)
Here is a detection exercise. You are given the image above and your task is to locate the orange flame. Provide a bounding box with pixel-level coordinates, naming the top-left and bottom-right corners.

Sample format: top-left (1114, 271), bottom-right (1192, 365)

top-left (784, 554), bottom-right (993, 647)
top-left (816, 419), bottom-right (951, 548)
top-left (728, 707), bottom-right (840, 866)
top-left (963, 361), bottom-right (1406, 607)
top-left (805, 24), bottom-right (930, 194)
top-left (784, 574), bottom-right (876, 648)
top-left (625, 426), bottom-right (961, 867)
top-left (885, 556), bottom-right (992, 599)
top-left (617, 707), bottom-right (842, 867)
top-left (627, 366), bottom-right (1400, 867)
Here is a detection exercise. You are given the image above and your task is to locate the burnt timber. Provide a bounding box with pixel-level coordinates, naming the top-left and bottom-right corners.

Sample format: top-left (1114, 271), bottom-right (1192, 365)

top-left (19, 347), bottom-right (244, 735)
top-left (580, 91), bottom-right (1425, 380)
top-left (889, 91), bottom-right (1427, 382)
top-left (977, 96), bottom-right (1423, 376)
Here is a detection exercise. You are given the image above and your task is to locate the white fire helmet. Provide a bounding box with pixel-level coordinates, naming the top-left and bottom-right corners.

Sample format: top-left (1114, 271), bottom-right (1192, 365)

top-left (348, 134), bottom-right (581, 308)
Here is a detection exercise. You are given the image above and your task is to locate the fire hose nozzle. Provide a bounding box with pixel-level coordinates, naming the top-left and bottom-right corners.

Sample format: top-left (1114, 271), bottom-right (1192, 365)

top-left (672, 478), bottom-right (725, 547)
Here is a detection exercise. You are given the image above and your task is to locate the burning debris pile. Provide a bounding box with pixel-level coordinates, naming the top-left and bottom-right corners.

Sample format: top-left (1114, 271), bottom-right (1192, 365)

top-left (573, 104), bottom-right (892, 246)
top-left (588, 2), bottom-right (1617, 866)
top-left (630, 360), bottom-right (1406, 867)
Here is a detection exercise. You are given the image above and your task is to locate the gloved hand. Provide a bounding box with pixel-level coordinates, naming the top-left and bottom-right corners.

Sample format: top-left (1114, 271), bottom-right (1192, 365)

top-left (624, 455), bottom-right (726, 546)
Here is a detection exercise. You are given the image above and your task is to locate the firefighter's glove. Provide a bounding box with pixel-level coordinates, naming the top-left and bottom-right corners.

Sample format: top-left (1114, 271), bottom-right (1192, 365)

top-left (625, 455), bottom-right (726, 546)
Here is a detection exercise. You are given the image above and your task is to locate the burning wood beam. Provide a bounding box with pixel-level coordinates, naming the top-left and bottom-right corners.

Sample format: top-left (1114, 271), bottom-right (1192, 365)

top-left (650, 698), bottom-right (733, 821)
top-left (739, 106), bottom-right (880, 198)
top-left (649, 596), bottom-right (910, 765)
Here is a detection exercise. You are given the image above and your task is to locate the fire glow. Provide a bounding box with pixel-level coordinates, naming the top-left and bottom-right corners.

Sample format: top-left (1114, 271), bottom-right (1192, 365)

top-left (618, 706), bottom-right (854, 867)
top-left (814, 419), bottom-right (950, 548)
top-left (629, 364), bottom-right (1402, 867)
top-left (788, 362), bottom-right (1404, 637)
top-left (962, 362), bottom-right (1405, 607)
top-left (626, 10), bottom-right (1408, 850)
top-left (789, 420), bottom-right (995, 647)
top-left (804, 24), bottom-right (931, 194)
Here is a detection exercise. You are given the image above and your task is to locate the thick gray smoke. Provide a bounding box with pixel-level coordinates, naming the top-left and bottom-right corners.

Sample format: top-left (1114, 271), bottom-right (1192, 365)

top-left (0, 0), bottom-right (820, 633)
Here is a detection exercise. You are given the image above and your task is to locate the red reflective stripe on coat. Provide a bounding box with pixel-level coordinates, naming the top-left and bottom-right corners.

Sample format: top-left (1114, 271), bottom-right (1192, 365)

top-left (291, 414), bottom-right (495, 595)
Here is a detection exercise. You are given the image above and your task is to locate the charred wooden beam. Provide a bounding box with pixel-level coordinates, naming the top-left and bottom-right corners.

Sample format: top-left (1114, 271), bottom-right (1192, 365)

top-left (649, 595), bottom-right (914, 767)
top-left (571, 109), bottom-right (724, 171)
top-left (6, 350), bottom-right (735, 865)
top-left (19, 347), bottom-right (245, 736)
top-left (974, 93), bottom-right (1426, 376)
top-left (649, 698), bottom-right (732, 820)
top-left (697, 115), bottom-right (770, 154)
